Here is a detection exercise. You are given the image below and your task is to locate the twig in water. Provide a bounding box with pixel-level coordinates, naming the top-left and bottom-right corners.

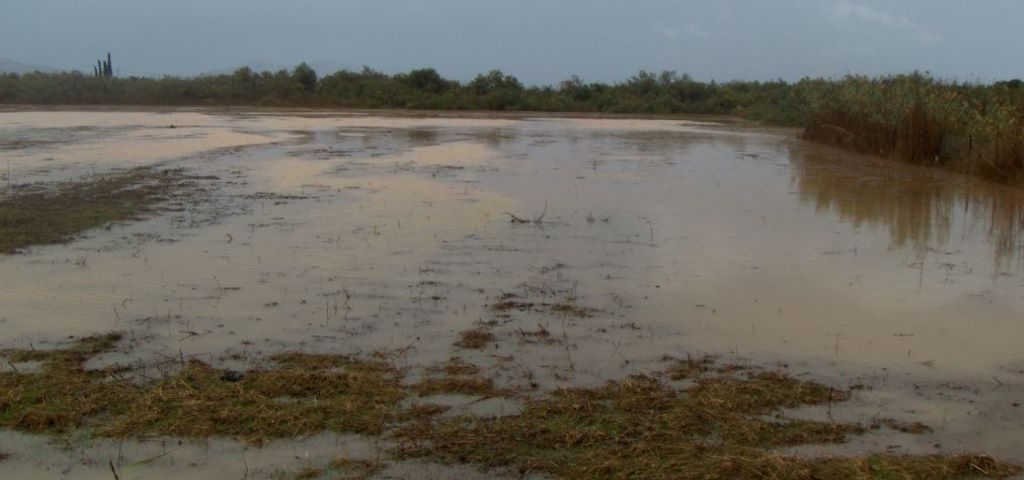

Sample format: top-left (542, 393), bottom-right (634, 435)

top-left (504, 202), bottom-right (549, 225)
top-left (504, 212), bottom-right (530, 224)
top-left (109, 460), bottom-right (121, 480)
top-left (533, 202), bottom-right (548, 223)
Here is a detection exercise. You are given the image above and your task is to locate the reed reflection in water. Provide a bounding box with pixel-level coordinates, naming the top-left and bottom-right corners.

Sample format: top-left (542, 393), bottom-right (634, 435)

top-left (789, 143), bottom-right (1024, 269)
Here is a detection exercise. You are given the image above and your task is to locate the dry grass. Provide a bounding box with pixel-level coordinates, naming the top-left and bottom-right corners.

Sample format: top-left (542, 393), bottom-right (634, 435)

top-left (1, 334), bottom-right (405, 444)
top-left (285, 467), bottom-right (322, 480)
top-left (282, 457), bottom-right (385, 480)
top-left (0, 168), bottom-right (202, 254)
top-left (665, 354), bottom-right (717, 379)
top-left (1, 332), bottom-right (1020, 478)
top-left (392, 373), bottom-right (1021, 479)
top-left (427, 358), bottom-right (482, 376)
top-left (328, 457), bottom-right (386, 479)
top-left (454, 328), bottom-right (495, 350)
top-left (103, 359), bottom-right (403, 443)
top-left (1, 333), bottom-right (133, 433)
top-left (404, 403), bottom-right (451, 419)
top-left (413, 376), bottom-right (497, 396)
top-left (492, 300), bottom-right (597, 318)
top-left (876, 417), bottom-right (934, 434)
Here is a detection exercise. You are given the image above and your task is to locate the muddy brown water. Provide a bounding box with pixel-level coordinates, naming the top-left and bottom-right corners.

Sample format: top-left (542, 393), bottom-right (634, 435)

top-left (1, 108), bottom-right (1023, 478)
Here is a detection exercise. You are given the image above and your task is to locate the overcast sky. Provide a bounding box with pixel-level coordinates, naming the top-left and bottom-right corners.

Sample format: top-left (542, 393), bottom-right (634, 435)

top-left (1, 0), bottom-right (1020, 84)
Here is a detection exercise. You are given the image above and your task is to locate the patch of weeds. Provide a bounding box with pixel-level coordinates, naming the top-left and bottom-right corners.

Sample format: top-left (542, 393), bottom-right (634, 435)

top-left (454, 328), bottom-right (494, 350)
top-left (1, 333), bottom-right (132, 433)
top-left (270, 352), bottom-right (394, 375)
top-left (414, 376), bottom-right (497, 396)
top-left (549, 303), bottom-right (597, 318)
top-left (687, 371), bottom-right (848, 413)
top-left (391, 372), bottom-right (1021, 479)
top-left (328, 457), bottom-right (386, 479)
top-left (874, 417), bottom-right (934, 434)
top-left (516, 323), bottom-right (559, 345)
top-left (284, 467), bottom-right (322, 480)
top-left (539, 263), bottom-right (567, 274)
top-left (664, 354), bottom-right (717, 379)
top-left (404, 403), bottom-right (451, 420)
top-left (491, 300), bottom-right (536, 313)
top-left (0, 334), bottom-right (406, 445)
top-left (491, 298), bottom-right (597, 318)
top-left (427, 358), bottom-right (481, 376)
top-left (0, 168), bottom-right (205, 254)
top-left (279, 456), bottom-right (386, 480)
top-left (812, 454), bottom-right (1017, 479)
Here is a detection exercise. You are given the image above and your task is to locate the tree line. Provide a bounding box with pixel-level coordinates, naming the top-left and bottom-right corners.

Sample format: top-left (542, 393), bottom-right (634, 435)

top-left (1, 64), bottom-right (1022, 182)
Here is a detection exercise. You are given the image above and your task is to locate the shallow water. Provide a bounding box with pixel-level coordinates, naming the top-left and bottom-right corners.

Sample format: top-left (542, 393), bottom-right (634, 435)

top-left (1, 108), bottom-right (1023, 477)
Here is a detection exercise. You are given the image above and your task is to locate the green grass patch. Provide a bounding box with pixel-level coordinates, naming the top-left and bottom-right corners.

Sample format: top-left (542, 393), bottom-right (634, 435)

top-left (0, 168), bottom-right (199, 254)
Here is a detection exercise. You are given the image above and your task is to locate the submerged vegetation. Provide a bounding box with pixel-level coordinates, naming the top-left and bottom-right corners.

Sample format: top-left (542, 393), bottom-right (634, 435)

top-left (3, 67), bottom-right (1023, 182)
top-left (0, 334), bottom-right (406, 444)
top-left (453, 327), bottom-right (495, 350)
top-left (0, 334), bottom-right (1020, 478)
top-left (0, 168), bottom-right (200, 254)
top-left (394, 371), bottom-right (1019, 479)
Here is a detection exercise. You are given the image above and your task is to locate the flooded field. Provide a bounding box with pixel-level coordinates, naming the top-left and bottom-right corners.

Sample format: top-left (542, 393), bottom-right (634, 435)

top-left (1, 107), bottom-right (1024, 479)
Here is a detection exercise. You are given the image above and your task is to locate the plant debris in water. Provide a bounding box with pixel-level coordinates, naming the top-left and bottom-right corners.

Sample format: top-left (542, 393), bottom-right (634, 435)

top-left (0, 168), bottom-right (203, 254)
top-left (282, 456), bottom-right (386, 480)
top-left (492, 300), bottom-right (597, 318)
top-left (427, 357), bottom-right (482, 376)
top-left (392, 373), bottom-right (1021, 479)
top-left (454, 328), bottom-right (495, 350)
top-left (0, 333), bottom-right (1020, 479)
top-left (665, 354), bottom-right (718, 379)
top-left (875, 417), bottom-right (934, 434)
top-left (413, 376), bottom-right (497, 397)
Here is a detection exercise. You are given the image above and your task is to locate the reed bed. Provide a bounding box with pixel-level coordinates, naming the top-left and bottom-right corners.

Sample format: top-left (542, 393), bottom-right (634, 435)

top-left (800, 73), bottom-right (1024, 183)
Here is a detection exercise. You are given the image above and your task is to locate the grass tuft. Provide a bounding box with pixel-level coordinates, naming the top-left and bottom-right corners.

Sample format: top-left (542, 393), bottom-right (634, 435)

top-left (414, 376), bottom-right (497, 397)
top-left (427, 358), bottom-right (482, 376)
top-left (328, 457), bottom-right (386, 479)
top-left (876, 417), bottom-right (934, 434)
top-left (454, 328), bottom-right (495, 350)
top-left (664, 354), bottom-right (717, 380)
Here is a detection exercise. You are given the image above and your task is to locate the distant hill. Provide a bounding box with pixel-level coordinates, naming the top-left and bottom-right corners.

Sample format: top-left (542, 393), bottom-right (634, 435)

top-left (0, 57), bottom-right (57, 74)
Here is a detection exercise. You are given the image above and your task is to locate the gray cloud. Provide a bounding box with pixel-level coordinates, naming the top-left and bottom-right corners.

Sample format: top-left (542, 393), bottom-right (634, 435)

top-left (830, 1), bottom-right (943, 43)
top-left (0, 0), bottom-right (1016, 84)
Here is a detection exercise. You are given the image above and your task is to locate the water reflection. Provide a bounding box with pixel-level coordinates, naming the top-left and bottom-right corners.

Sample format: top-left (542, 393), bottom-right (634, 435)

top-left (790, 143), bottom-right (1024, 268)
